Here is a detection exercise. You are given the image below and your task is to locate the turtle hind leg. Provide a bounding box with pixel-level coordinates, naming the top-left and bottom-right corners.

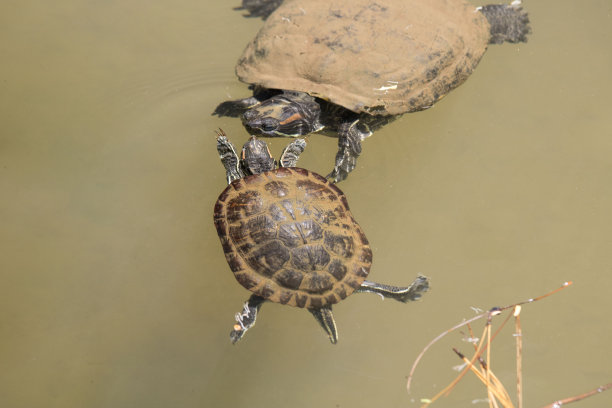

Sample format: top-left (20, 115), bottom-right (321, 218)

top-left (230, 294), bottom-right (266, 344)
top-left (356, 275), bottom-right (430, 303)
top-left (308, 306), bottom-right (339, 344)
top-left (235, 0), bottom-right (283, 20)
top-left (479, 3), bottom-right (531, 44)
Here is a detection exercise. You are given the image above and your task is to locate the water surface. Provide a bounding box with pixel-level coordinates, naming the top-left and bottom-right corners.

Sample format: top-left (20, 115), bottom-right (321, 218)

top-left (1, 1), bottom-right (611, 407)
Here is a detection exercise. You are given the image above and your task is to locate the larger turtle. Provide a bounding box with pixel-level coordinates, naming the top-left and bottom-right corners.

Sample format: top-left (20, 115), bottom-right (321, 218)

top-left (213, 130), bottom-right (429, 344)
top-left (214, 0), bottom-right (531, 181)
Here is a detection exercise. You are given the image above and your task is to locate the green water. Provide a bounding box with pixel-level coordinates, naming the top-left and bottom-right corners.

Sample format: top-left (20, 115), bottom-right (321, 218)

top-left (1, 1), bottom-right (611, 407)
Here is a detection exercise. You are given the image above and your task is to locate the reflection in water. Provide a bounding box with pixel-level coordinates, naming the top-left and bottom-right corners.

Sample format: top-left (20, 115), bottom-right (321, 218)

top-left (1, 1), bottom-right (611, 407)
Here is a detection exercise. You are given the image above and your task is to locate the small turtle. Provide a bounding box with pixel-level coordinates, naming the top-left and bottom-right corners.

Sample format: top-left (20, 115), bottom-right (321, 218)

top-left (214, 0), bottom-right (530, 181)
top-left (213, 130), bottom-right (429, 344)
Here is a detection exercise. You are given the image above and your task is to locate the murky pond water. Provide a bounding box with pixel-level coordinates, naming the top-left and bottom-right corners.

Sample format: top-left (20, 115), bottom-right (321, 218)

top-left (1, 1), bottom-right (611, 407)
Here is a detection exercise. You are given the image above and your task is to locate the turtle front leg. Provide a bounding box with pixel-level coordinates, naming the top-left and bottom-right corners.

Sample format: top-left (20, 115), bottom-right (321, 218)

top-left (216, 130), bottom-right (245, 184)
top-left (356, 275), bottom-right (430, 303)
top-left (230, 294), bottom-right (266, 344)
top-left (328, 119), bottom-right (371, 183)
top-left (308, 306), bottom-right (339, 344)
top-left (279, 138), bottom-right (307, 168)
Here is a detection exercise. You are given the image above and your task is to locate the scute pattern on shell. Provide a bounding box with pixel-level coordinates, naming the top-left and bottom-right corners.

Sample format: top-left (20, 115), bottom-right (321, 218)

top-left (236, 0), bottom-right (491, 115)
top-left (214, 167), bottom-right (372, 308)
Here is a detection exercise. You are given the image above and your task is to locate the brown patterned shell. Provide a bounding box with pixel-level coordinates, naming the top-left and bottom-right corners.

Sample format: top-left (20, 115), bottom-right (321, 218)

top-left (214, 167), bottom-right (372, 309)
top-left (236, 0), bottom-right (491, 115)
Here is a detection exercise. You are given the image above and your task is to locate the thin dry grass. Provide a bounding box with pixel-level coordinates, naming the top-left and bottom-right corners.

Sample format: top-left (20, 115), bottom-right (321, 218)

top-left (407, 281), bottom-right (611, 407)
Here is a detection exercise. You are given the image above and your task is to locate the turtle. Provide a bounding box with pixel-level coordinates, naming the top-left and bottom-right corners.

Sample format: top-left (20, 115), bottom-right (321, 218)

top-left (214, 0), bottom-right (531, 182)
top-left (213, 129), bottom-right (429, 344)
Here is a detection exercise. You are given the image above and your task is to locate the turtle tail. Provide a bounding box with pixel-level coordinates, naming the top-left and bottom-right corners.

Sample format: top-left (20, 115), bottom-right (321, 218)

top-left (479, 2), bottom-right (531, 44)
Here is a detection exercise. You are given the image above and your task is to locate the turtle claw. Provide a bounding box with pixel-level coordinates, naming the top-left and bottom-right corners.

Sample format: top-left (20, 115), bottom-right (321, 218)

top-left (327, 142), bottom-right (358, 183)
top-left (327, 165), bottom-right (352, 184)
top-left (390, 275), bottom-right (430, 303)
top-left (230, 326), bottom-right (247, 344)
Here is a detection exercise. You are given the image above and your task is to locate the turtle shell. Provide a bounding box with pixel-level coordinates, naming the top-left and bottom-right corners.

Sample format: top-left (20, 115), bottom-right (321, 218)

top-left (236, 0), bottom-right (491, 115)
top-left (214, 167), bottom-right (372, 309)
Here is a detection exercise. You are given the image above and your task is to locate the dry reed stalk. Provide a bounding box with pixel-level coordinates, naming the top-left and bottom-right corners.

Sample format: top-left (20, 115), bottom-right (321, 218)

top-left (453, 348), bottom-right (514, 408)
top-left (419, 324), bottom-right (489, 408)
top-left (514, 305), bottom-right (523, 408)
top-left (407, 282), bottom-right (573, 393)
top-left (539, 383), bottom-right (612, 408)
top-left (409, 282), bottom-right (576, 406)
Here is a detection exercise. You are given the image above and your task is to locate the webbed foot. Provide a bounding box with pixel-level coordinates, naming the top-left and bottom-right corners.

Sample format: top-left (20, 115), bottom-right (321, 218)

top-left (235, 0), bottom-right (283, 20)
top-left (357, 275), bottom-right (430, 303)
top-left (479, 2), bottom-right (531, 44)
top-left (327, 120), bottom-right (371, 183)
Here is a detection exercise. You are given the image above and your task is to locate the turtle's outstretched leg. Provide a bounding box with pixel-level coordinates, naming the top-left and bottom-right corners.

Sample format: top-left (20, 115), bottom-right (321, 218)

top-left (356, 275), bottom-right (430, 303)
top-left (478, 2), bottom-right (531, 44)
top-left (216, 130), bottom-right (244, 184)
top-left (309, 306), bottom-right (339, 344)
top-left (235, 0), bottom-right (283, 20)
top-left (279, 138), bottom-right (307, 168)
top-left (328, 119), bottom-right (371, 183)
top-left (230, 294), bottom-right (266, 344)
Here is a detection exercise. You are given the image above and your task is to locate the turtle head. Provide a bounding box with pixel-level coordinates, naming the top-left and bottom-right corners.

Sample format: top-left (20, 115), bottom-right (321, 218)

top-left (241, 136), bottom-right (275, 175)
top-left (242, 91), bottom-right (323, 137)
